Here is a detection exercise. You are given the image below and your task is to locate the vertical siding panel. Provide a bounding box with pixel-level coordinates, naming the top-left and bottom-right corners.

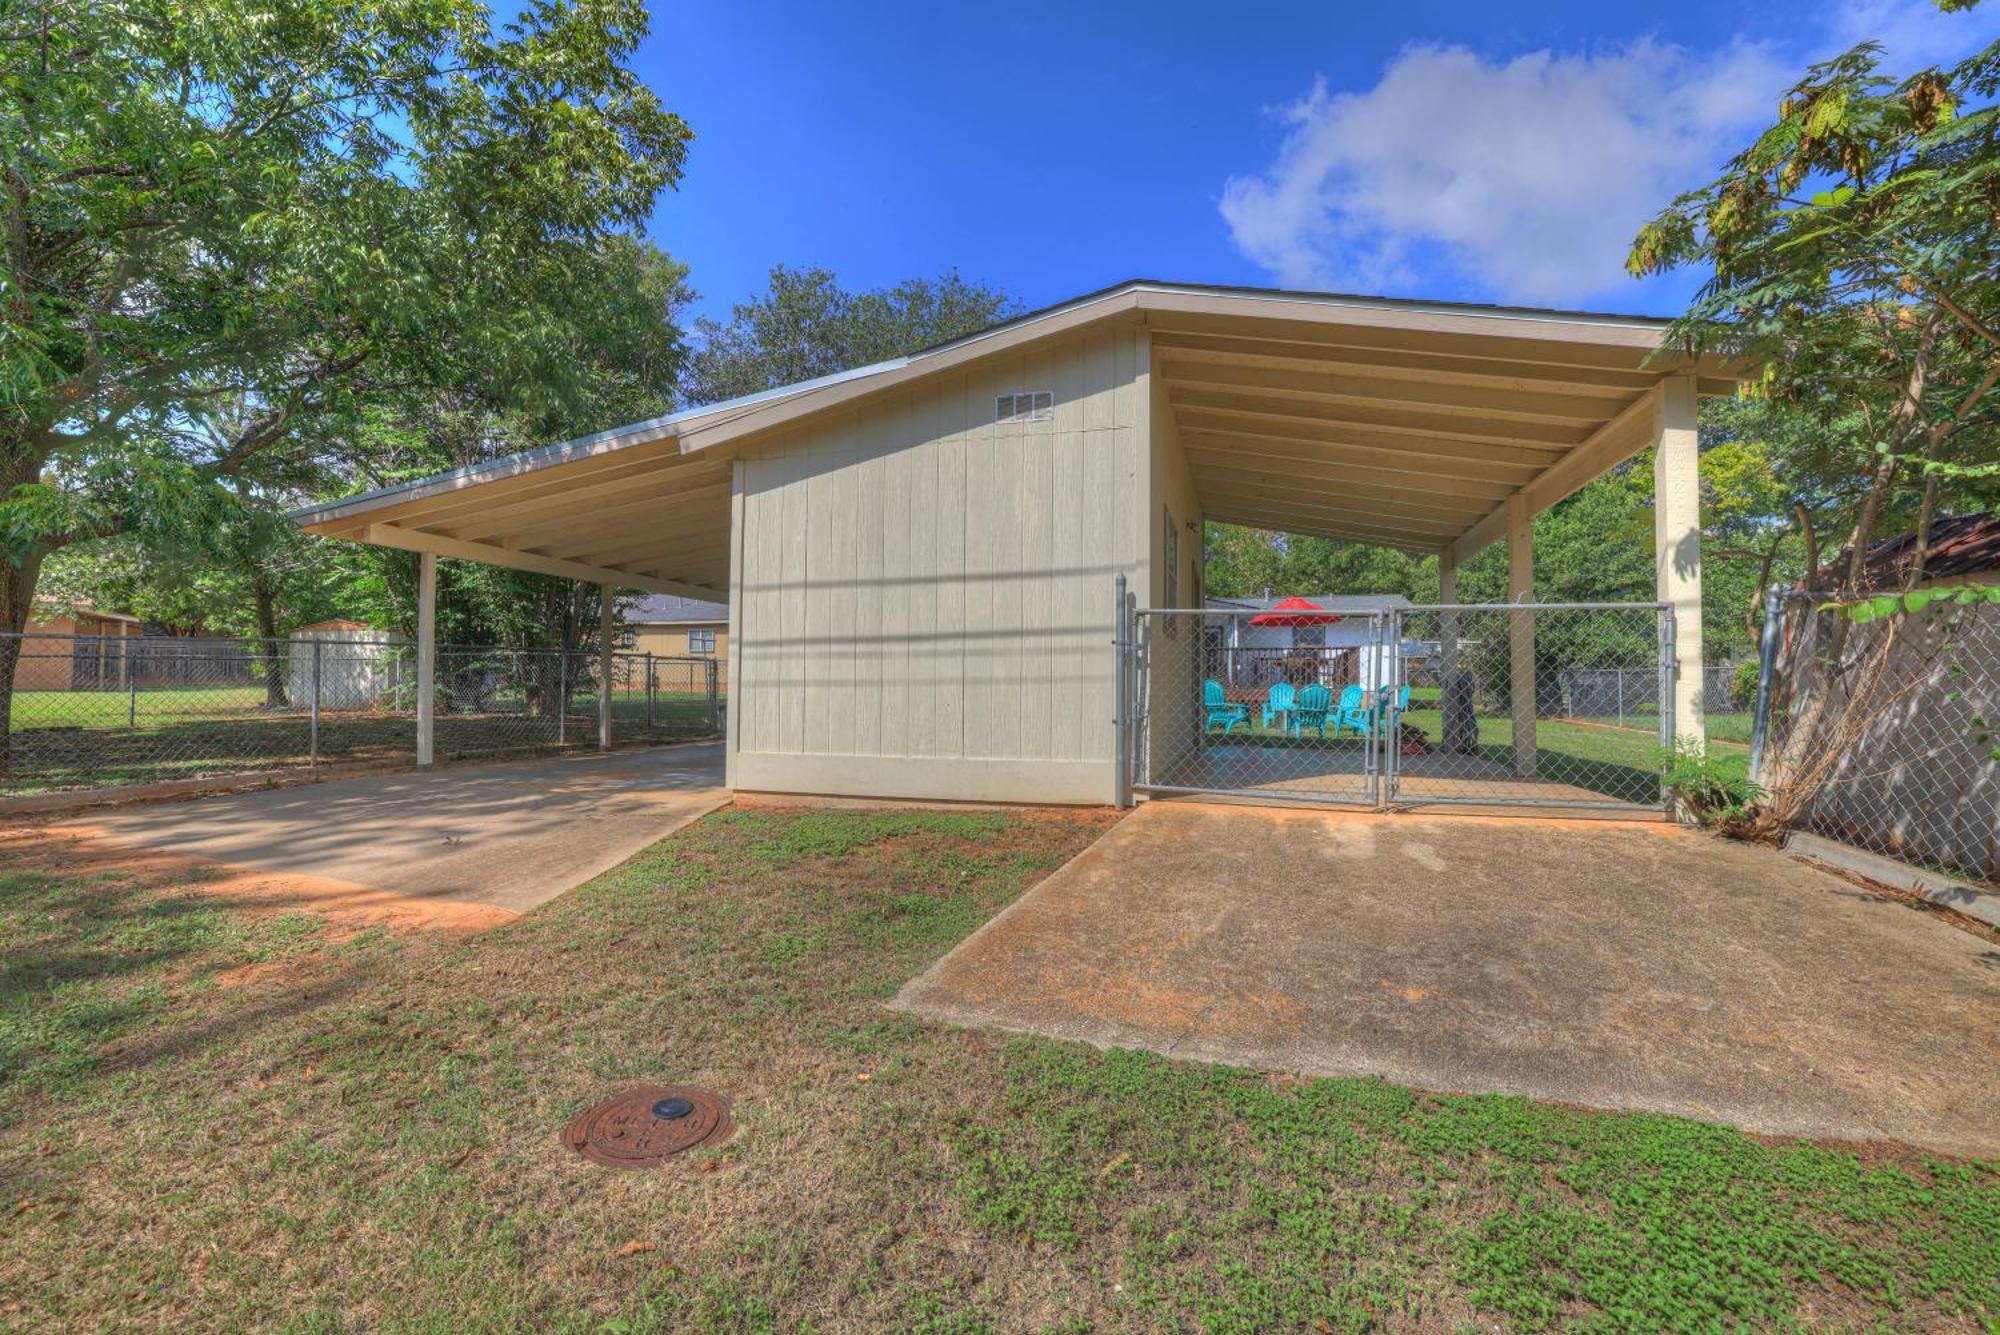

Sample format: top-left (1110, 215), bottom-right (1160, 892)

top-left (749, 452), bottom-right (778, 755)
top-left (803, 425), bottom-right (830, 756)
top-left (1050, 339), bottom-right (1085, 761)
top-left (1018, 342), bottom-right (1055, 760)
top-left (830, 425), bottom-right (862, 757)
top-left (854, 415), bottom-right (887, 755)
top-left (779, 442), bottom-right (810, 752)
top-left (738, 454), bottom-right (763, 753)
top-left (936, 376), bottom-right (966, 757)
top-left (876, 401), bottom-right (907, 758)
top-left (912, 391), bottom-right (941, 757)
top-left (963, 365), bottom-right (997, 759)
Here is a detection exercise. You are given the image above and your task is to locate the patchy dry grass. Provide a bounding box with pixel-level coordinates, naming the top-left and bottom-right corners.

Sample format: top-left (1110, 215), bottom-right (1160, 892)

top-left (0, 804), bottom-right (1995, 1332)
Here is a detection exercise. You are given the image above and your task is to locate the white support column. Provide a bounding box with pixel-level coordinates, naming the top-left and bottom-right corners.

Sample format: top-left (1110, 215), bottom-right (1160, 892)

top-left (1507, 494), bottom-right (1536, 777)
top-left (416, 551), bottom-right (437, 769)
top-left (1654, 373), bottom-right (1705, 750)
top-left (598, 582), bottom-right (614, 751)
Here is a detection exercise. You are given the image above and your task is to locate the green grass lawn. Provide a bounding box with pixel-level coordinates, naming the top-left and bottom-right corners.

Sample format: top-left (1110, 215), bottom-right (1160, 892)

top-left (1, 686), bottom-right (721, 793)
top-left (1, 807), bottom-right (1993, 1330)
top-left (1213, 707), bottom-right (1750, 804)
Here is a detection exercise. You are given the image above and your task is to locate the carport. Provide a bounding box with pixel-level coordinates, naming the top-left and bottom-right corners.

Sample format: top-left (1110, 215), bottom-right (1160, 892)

top-left (294, 280), bottom-right (1745, 808)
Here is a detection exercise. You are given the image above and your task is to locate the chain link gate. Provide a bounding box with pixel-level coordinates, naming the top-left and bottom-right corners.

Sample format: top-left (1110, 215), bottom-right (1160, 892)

top-left (1117, 591), bottom-right (1675, 814)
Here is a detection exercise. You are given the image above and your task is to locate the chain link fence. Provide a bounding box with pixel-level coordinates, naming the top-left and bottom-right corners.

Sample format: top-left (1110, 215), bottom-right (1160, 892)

top-left (1556, 664), bottom-right (1740, 731)
top-left (1757, 591), bottom-right (1998, 889)
top-left (1131, 602), bottom-right (1679, 810)
top-left (0, 631), bottom-right (723, 796)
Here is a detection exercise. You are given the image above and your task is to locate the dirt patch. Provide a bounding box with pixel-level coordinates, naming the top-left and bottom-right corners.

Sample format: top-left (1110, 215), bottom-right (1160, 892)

top-left (0, 824), bottom-right (519, 938)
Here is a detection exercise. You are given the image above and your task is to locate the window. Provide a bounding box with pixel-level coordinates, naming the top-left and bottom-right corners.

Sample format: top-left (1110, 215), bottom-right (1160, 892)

top-left (616, 629), bottom-right (636, 649)
top-left (689, 627), bottom-right (717, 654)
top-left (995, 390), bottom-right (1054, 423)
top-left (1163, 508), bottom-right (1180, 608)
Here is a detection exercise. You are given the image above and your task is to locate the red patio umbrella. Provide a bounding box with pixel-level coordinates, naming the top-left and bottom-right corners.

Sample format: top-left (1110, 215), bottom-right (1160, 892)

top-left (1247, 596), bottom-right (1343, 627)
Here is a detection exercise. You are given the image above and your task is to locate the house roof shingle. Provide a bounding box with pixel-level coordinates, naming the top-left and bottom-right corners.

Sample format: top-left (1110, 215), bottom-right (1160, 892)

top-left (1810, 512), bottom-right (2000, 593)
top-left (626, 593), bottom-right (729, 624)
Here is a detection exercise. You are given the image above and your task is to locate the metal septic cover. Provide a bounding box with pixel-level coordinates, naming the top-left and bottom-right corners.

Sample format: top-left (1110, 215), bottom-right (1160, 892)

top-left (561, 1084), bottom-right (734, 1169)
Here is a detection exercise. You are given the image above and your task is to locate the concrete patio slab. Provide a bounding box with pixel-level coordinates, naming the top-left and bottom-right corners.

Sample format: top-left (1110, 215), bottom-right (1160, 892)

top-left (896, 801), bottom-right (2000, 1155)
top-left (49, 742), bottom-right (727, 914)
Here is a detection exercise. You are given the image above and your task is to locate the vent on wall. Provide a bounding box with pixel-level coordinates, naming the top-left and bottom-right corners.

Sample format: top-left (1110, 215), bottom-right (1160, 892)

top-left (996, 391), bottom-right (1054, 423)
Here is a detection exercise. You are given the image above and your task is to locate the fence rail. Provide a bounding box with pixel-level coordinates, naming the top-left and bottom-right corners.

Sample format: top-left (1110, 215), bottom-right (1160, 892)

top-left (0, 632), bottom-right (723, 796)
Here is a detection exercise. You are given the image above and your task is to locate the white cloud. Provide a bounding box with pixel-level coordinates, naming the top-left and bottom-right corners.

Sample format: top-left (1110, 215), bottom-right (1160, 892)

top-left (1828, 0), bottom-right (2000, 70)
top-left (1218, 0), bottom-right (1999, 307)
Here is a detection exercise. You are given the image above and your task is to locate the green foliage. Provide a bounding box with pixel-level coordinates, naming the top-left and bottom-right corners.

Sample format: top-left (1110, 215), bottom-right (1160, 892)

top-left (1631, 12), bottom-right (2000, 590)
top-left (1731, 656), bottom-right (1763, 711)
top-left (0, 0), bottom-right (695, 673)
top-left (1840, 580), bottom-right (2000, 622)
top-left (686, 266), bottom-right (1020, 404)
top-left (1661, 740), bottom-right (1766, 829)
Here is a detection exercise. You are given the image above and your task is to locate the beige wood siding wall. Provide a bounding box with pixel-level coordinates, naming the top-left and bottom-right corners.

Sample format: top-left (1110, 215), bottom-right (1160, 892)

top-left (730, 325), bottom-right (1148, 803)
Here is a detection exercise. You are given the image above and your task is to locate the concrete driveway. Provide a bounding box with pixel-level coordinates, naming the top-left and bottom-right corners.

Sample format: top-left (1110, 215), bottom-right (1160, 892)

top-left (896, 801), bottom-right (2000, 1155)
top-left (51, 742), bottom-right (727, 916)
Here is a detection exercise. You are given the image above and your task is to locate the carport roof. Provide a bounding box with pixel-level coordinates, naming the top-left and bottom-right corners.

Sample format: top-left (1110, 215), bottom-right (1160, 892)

top-left (293, 279), bottom-right (1748, 589)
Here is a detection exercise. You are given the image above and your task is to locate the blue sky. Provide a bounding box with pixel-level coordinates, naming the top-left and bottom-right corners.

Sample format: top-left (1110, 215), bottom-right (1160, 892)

top-left (638, 0), bottom-right (1999, 323)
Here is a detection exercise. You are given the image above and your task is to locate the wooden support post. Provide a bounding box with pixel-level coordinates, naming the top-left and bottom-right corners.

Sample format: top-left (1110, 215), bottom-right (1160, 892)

top-left (1507, 494), bottom-right (1536, 777)
top-left (416, 551), bottom-right (437, 769)
top-left (1654, 373), bottom-right (1705, 751)
top-left (598, 582), bottom-right (614, 751)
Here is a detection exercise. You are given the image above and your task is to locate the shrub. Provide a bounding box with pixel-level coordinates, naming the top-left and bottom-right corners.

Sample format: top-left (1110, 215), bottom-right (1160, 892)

top-left (1660, 740), bottom-right (1764, 832)
top-left (1729, 657), bottom-right (1761, 712)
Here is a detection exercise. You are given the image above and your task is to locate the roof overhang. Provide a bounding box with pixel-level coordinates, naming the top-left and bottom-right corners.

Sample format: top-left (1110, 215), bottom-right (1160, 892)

top-left (292, 279), bottom-right (1751, 587)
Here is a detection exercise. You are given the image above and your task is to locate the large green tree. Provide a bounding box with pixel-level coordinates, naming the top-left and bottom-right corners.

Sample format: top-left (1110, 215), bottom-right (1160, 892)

top-left (1630, 13), bottom-right (2000, 593)
top-left (0, 0), bottom-right (691, 764)
top-left (685, 266), bottom-right (1020, 404)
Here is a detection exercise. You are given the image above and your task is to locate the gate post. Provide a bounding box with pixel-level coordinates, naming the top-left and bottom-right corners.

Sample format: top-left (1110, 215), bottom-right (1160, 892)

top-left (309, 638), bottom-right (322, 765)
top-left (1112, 573), bottom-right (1132, 808)
top-left (1747, 585), bottom-right (1785, 783)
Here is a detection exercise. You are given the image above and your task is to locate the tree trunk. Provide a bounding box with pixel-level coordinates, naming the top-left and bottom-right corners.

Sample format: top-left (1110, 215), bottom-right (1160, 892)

top-left (0, 546), bottom-right (47, 780)
top-left (250, 571), bottom-right (289, 708)
top-left (1839, 452), bottom-right (1900, 595)
top-left (1905, 466), bottom-right (1941, 592)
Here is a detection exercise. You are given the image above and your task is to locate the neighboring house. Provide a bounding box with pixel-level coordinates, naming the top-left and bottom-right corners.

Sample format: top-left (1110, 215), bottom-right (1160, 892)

top-left (624, 593), bottom-right (728, 660)
top-left (1203, 593), bottom-right (1414, 691)
top-left (299, 279), bottom-right (1746, 805)
top-left (1807, 512), bottom-right (2000, 593)
top-left (18, 602), bottom-right (143, 691)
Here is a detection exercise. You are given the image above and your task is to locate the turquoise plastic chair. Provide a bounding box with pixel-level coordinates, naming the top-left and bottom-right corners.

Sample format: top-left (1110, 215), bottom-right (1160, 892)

top-left (1290, 683), bottom-right (1334, 737)
top-left (1204, 679), bottom-right (1249, 734)
top-left (1333, 684), bottom-right (1371, 736)
top-left (1260, 682), bottom-right (1296, 731)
